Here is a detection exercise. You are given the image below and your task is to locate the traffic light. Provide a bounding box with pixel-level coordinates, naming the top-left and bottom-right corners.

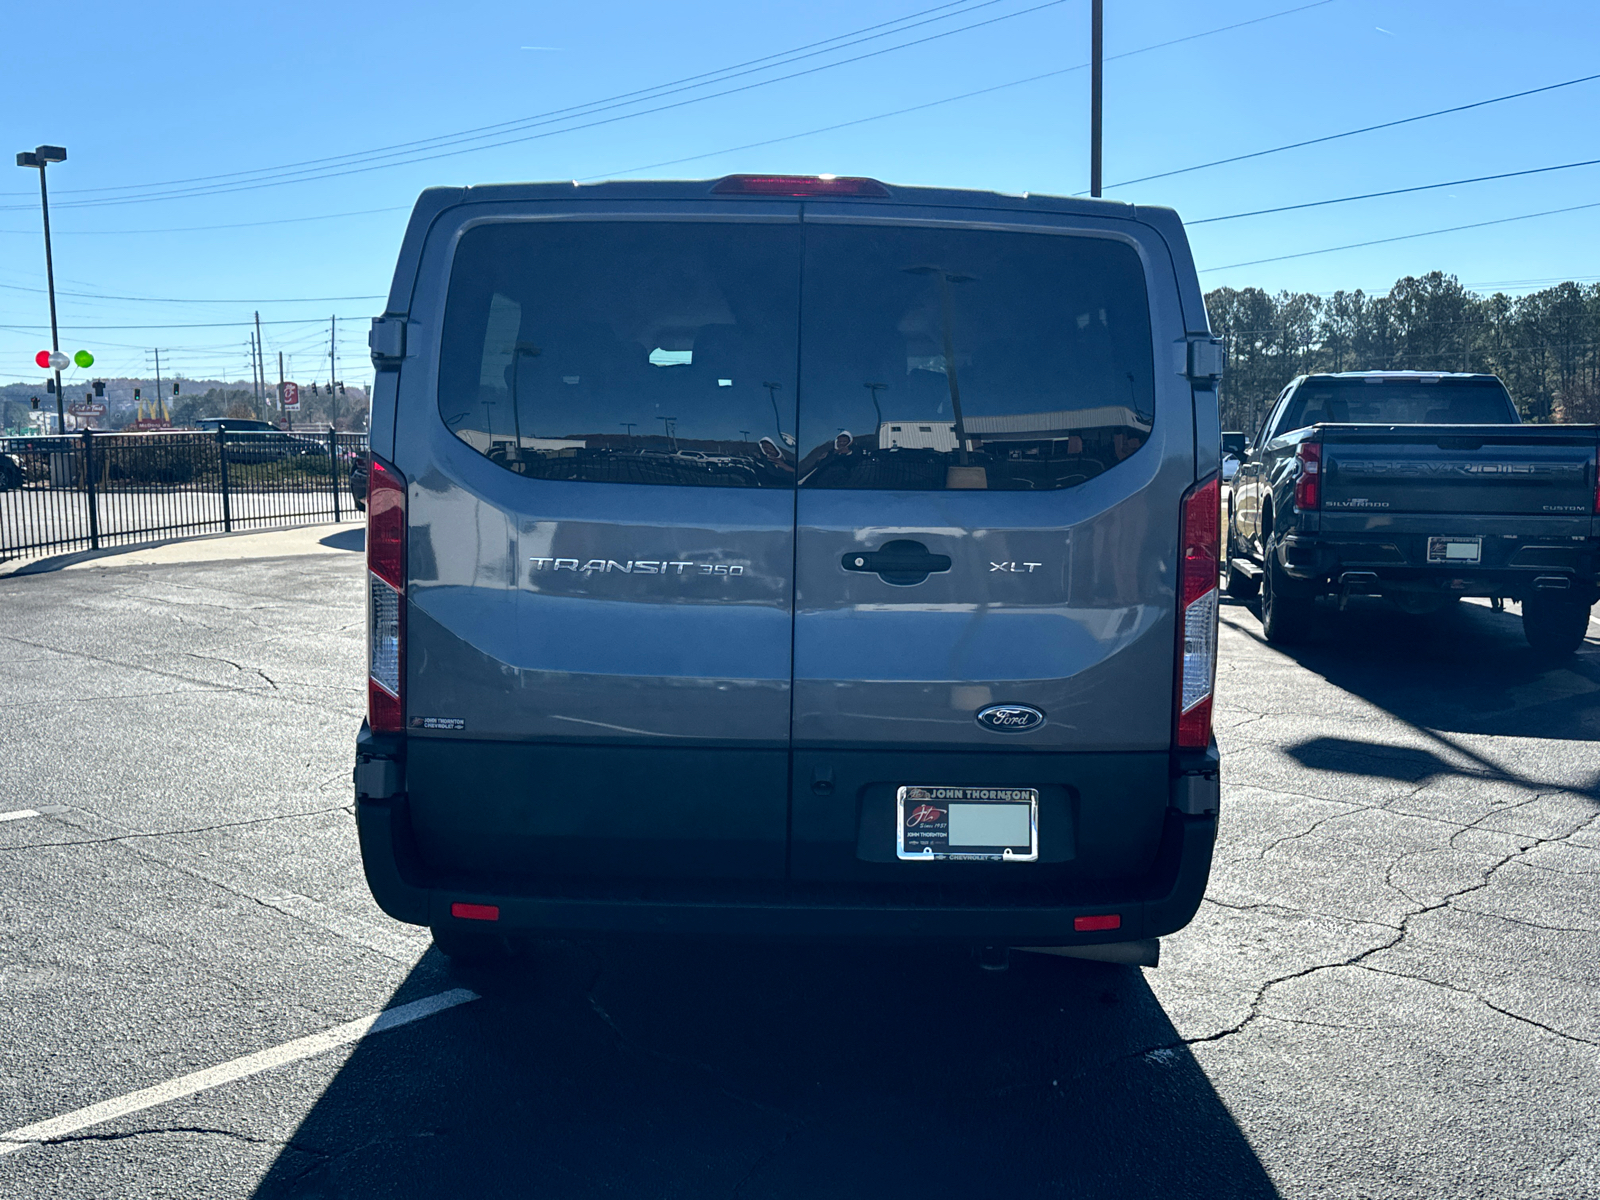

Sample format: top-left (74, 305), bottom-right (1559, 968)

top-left (134, 388), bottom-right (141, 400)
top-left (31, 397), bottom-right (39, 410)
top-left (311, 383), bottom-right (319, 396)
top-left (337, 381), bottom-right (346, 395)
top-left (46, 378), bottom-right (55, 394)
top-left (173, 383), bottom-right (180, 395)
top-left (92, 380), bottom-right (105, 397)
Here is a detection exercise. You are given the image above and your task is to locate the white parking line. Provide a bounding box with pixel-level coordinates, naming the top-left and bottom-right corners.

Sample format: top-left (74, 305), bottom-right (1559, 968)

top-left (0, 806), bottom-right (66, 823)
top-left (0, 988), bottom-right (478, 1156)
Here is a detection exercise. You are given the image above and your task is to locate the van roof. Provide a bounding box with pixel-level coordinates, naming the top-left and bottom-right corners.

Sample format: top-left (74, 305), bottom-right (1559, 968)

top-left (451, 175), bottom-right (1140, 218)
top-left (382, 177), bottom-right (1209, 337)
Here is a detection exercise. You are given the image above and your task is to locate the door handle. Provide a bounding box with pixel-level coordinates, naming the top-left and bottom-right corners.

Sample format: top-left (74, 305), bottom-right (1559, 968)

top-left (842, 539), bottom-right (952, 586)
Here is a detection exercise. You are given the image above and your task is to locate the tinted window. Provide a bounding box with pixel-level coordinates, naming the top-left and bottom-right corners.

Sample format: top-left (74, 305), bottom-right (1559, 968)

top-left (796, 226), bottom-right (1155, 490)
top-left (1280, 378), bottom-right (1518, 430)
top-left (439, 222), bottom-right (801, 487)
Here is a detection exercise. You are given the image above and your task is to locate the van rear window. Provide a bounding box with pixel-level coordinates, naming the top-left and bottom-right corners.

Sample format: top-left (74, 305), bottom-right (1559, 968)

top-left (437, 220), bottom-right (1155, 492)
top-left (796, 225), bottom-right (1155, 490)
top-left (438, 221), bottom-right (802, 488)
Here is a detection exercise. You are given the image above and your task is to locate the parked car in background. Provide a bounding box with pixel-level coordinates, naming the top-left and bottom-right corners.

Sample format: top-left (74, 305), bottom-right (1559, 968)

top-left (193, 417), bottom-right (329, 464)
top-left (1222, 371), bottom-right (1600, 653)
top-left (0, 450), bottom-right (26, 490)
top-left (348, 448), bottom-right (369, 512)
top-left (354, 174), bottom-right (1226, 965)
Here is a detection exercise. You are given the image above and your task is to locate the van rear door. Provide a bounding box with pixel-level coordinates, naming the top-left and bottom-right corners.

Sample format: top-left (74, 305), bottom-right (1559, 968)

top-left (787, 215), bottom-right (1192, 880)
top-left (401, 213), bottom-right (802, 882)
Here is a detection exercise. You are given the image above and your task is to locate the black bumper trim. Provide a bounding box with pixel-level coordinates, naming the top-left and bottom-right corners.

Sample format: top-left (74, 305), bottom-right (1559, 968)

top-left (355, 794), bottom-right (1217, 945)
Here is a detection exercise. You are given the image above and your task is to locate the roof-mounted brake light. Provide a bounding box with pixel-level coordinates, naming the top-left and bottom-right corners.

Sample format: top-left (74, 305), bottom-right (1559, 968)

top-left (712, 174), bottom-right (890, 198)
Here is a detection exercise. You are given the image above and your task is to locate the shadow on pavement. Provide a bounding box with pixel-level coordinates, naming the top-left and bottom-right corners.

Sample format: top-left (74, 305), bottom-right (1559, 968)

top-left (1285, 736), bottom-right (1456, 782)
top-left (319, 527), bottom-right (365, 553)
top-left (253, 940), bottom-right (1281, 1199)
top-left (1225, 595), bottom-right (1600, 798)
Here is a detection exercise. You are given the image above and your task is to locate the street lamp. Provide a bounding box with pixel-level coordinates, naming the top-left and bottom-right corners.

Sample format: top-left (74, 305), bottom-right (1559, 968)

top-left (16, 144), bottom-right (67, 434)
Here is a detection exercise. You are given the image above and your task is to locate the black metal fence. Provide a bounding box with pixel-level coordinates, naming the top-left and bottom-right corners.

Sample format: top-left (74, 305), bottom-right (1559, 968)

top-left (0, 428), bottom-right (369, 561)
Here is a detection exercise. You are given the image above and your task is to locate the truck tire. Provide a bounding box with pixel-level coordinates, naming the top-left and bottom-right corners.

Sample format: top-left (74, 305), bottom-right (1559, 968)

top-left (1261, 535), bottom-right (1316, 644)
top-left (1222, 512), bottom-right (1259, 600)
top-left (1522, 596), bottom-right (1592, 656)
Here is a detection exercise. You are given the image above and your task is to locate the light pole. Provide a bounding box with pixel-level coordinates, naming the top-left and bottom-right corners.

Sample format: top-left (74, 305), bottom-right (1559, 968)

top-left (16, 144), bottom-right (68, 433)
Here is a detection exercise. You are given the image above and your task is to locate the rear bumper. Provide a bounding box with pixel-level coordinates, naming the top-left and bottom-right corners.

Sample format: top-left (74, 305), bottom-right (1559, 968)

top-left (1278, 532), bottom-right (1600, 602)
top-left (358, 798), bottom-right (1215, 943)
top-left (354, 730), bottom-right (1219, 945)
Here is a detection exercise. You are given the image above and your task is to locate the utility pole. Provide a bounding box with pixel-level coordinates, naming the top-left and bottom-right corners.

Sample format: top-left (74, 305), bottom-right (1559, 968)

top-left (329, 314), bottom-right (338, 429)
top-left (152, 348), bottom-right (162, 418)
top-left (249, 333), bottom-right (263, 417)
top-left (254, 311), bottom-right (267, 422)
top-left (279, 350), bottom-right (288, 432)
top-left (1090, 0), bottom-right (1103, 197)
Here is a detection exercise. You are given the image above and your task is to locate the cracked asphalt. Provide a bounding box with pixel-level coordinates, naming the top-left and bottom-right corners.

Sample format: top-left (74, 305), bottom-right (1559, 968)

top-left (0, 535), bottom-right (1596, 1199)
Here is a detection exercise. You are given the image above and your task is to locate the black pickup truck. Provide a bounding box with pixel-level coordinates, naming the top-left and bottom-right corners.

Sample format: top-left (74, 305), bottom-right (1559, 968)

top-left (1222, 371), bottom-right (1599, 653)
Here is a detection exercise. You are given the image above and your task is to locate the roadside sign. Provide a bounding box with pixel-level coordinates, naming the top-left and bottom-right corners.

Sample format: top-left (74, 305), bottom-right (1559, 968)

top-left (281, 381), bottom-right (300, 410)
top-left (69, 403), bottom-right (106, 416)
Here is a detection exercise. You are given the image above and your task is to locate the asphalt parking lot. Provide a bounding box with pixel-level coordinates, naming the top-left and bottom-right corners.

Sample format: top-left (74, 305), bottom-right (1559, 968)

top-left (0, 530), bottom-right (1596, 1199)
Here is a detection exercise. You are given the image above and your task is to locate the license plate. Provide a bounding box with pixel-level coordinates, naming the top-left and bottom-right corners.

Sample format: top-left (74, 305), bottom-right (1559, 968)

top-left (896, 786), bottom-right (1038, 862)
top-left (1427, 536), bottom-right (1481, 564)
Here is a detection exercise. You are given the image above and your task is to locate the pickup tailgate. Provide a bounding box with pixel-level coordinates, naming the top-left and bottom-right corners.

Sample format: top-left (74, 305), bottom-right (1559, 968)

top-left (1320, 424), bottom-right (1598, 516)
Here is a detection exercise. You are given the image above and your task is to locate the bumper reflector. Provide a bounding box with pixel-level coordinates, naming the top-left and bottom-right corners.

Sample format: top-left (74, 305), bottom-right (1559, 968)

top-left (1074, 914), bottom-right (1122, 932)
top-left (450, 903), bottom-right (500, 922)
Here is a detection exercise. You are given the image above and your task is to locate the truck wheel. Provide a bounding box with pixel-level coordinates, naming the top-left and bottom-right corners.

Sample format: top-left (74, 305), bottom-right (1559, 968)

top-left (1261, 537), bottom-right (1316, 644)
top-left (431, 924), bottom-right (514, 965)
top-left (1522, 596), bottom-right (1592, 656)
top-left (1222, 516), bottom-right (1259, 600)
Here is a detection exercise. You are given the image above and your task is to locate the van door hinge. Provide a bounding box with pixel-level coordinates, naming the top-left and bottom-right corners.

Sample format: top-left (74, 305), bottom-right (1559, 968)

top-left (369, 316), bottom-right (408, 365)
top-left (1177, 337), bottom-right (1224, 385)
top-left (355, 757), bottom-right (402, 800)
top-left (1172, 772), bottom-right (1219, 815)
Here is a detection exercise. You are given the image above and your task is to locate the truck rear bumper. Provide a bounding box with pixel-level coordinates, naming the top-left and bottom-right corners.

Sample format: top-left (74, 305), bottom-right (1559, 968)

top-left (355, 784), bottom-right (1217, 946)
top-left (1279, 533), bottom-right (1600, 602)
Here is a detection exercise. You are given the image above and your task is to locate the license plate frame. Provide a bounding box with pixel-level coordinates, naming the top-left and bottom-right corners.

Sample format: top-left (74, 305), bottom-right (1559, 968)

top-left (896, 786), bottom-right (1039, 862)
top-left (1427, 536), bottom-right (1482, 564)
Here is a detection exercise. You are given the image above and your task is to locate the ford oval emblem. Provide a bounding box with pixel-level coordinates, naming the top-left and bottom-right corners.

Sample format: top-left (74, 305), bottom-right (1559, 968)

top-left (975, 704), bottom-right (1046, 733)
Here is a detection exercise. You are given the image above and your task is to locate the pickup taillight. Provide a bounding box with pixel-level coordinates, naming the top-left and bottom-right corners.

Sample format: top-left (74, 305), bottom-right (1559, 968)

top-left (367, 455), bottom-right (406, 733)
top-left (1175, 474), bottom-right (1220, 750)
top-left (1294, 440), bottom-right (1321, 510)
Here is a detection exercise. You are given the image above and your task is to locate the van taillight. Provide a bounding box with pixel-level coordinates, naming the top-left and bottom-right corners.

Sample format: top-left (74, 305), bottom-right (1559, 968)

top-left (1294, 440), bottom-right (1321, 510)
top-left (367, 455), bottom-right (406, 733)
top-left (1176, 474), bottom-right (1220, 750)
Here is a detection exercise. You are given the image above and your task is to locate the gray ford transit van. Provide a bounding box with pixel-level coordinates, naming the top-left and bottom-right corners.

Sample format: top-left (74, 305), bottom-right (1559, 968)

top-left (355, 175), bottom-right (1224, 961)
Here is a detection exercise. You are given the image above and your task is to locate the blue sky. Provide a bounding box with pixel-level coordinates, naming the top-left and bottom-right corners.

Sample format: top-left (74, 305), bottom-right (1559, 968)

top-left (3, 0), bottom-right (1597, 390)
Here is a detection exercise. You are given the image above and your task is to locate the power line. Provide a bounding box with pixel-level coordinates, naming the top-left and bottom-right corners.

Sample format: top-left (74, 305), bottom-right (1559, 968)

top-left (0, 206), bottom-right (411, 237)
top-left (0, 1), bottom-right (991, 203)
top-left (595, 0), bottom-right (1341, 180)
top-left (0, 281), bottom-right (384, 304)
top-left (1099, 71), bottom-right (1600, 192)
top-left (0, 316), bottom-right (372, 331)
top-left (8, 1), bottom-right (1064, 211)
top-left (1189, 158), bottom-right (1600, 225)
top-left (1201, 200), bottom-right (1600, 272)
